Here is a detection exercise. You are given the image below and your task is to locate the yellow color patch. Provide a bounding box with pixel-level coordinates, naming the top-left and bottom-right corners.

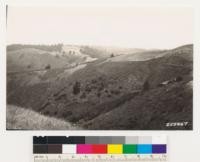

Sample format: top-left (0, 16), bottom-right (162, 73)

top-left (107, 144), bottom-right (123, 154)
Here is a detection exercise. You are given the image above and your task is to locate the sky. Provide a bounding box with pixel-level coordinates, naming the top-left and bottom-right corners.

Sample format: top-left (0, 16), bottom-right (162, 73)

top-left (7, 6), bottom-right (193, 49)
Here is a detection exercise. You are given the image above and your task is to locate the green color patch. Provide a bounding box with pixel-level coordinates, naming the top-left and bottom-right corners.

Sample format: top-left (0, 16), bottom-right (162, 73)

top-left (123, 144), bottom-right (137, 154)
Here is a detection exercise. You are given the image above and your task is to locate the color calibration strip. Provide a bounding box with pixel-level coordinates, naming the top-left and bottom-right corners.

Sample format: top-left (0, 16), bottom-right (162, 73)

top-left (33, 136), bottom-right (167, 154)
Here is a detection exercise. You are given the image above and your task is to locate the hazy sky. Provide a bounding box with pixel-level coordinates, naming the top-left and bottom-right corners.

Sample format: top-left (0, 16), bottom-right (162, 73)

top-left (7, 6), bottom-right (193, 49)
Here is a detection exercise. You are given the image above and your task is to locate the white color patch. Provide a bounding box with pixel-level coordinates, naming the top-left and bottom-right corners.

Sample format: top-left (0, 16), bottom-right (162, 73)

top-left (62, 144), bottom-right (77, 154)
top-left (152, 136), bottom-right (167, 144)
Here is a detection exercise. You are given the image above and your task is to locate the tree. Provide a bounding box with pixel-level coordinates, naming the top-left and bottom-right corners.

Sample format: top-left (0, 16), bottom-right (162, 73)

top-left (143, 80), bottom-right (149, 91)
top-left (110, 53), bottom-right (115, 57)
top-left (45, 64), bottom-right (51, 70)
top-left (73, 81), bottom-right (81, 95)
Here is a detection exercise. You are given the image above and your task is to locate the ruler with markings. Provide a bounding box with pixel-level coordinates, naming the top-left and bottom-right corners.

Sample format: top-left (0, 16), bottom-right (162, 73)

top-left (33, 136), bottom-right (167, 162)
top-left (34, 154), bottom-right (167, 162)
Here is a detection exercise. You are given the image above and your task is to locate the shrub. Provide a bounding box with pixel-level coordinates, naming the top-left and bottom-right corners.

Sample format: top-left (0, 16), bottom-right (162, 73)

top-left (105, 89), bottom-right (108, 93)
top-left (45, 64), bottom-right (51, 70)
top-left (91, 79), bottom-right (97, 84)
top-left (176, 76), bottom-right (183, 82)
top-left (27, 65), bottom-right (31, 68)
top-left (80, 92), bottom-right (86, 99)
top-left (97, 92), bottom-right (101, 97)
top-left (85, 85), bottom-right (91, 93)
top-left (98, 85), bottom-right (104, 91)
top-left (107, 94), bottom-right (112, 98)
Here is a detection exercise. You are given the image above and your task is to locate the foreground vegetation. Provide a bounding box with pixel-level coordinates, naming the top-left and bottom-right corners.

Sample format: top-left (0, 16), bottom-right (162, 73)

top-left (7, 105), bottom-right (80, 130)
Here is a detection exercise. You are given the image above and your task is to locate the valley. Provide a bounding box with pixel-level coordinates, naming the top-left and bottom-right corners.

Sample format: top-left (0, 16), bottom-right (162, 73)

top-left (6, 44), bottom-right (193, 130)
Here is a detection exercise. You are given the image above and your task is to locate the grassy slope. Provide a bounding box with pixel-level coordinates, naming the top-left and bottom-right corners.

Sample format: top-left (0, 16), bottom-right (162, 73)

top-left (106, 50), bottom-right (167, 62)
top-left (6, 105), bottom-right (80, 130)
top-left (7, 47), bottom-right (88, 72)
top-left (7, 48), bottom-right (67, 71)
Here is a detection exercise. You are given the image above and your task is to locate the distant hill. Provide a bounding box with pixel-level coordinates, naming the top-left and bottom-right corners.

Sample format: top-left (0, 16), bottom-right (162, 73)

top-left (7, 44), bottom-right (193, 130)
top-left (7, 48), bottom-right (69, 71)
top-left (7, 44), bottom-right (147, 72)
top-left (81, 45), bottom-right (146, 58)
top-left (103, 50), bottom-right (166, 62)
top-left (7, 44), bottom-right (63, 52)
top-left (7, 46), bottom-right (92, 72)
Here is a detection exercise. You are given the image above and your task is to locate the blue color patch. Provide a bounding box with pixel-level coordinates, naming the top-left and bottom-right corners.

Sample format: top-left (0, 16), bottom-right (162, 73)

top-left (137, 144), bottom-right (152, 154)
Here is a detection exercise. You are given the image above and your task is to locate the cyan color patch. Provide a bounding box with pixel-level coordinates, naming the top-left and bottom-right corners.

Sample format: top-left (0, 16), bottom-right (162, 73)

top-left (137, 144), bottom-right (152, 154)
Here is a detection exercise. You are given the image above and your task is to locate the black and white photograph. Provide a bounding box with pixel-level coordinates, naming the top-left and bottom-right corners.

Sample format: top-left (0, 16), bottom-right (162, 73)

top-left (6, 5), bottom-right (193, 130)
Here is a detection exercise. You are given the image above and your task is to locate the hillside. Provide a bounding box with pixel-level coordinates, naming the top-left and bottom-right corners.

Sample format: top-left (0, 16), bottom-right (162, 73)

top-left (80, 45), bottom-right (145, 58)
top-left (7, 48), bottom-right (68, 71)
top-left (62, 45), bottom-right (97, 62)
top-left (6, 44), bottom-right (193, 130)
top-left (7, 45), bottom-right (101, 72)
top-left (103, 50), bottom-right (166, 62)
top-left (84, 81), bottom-right (192, 130)
top-left (7, 105), bottom-right (80, 130)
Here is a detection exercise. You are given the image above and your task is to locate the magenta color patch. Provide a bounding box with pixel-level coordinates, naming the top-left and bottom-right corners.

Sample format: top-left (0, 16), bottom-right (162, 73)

top-left (77, 144), bottom-right (93, 154)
